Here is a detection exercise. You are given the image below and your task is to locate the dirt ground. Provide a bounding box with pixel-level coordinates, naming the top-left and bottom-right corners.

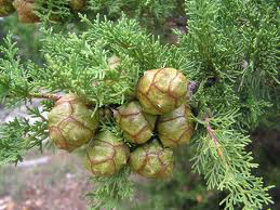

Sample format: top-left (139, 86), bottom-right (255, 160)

top-left (0, 150), bottom-right (91, 210)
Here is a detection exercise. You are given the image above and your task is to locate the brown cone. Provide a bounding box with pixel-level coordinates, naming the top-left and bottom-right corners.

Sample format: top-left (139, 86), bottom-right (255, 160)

top-left (0, 0), bottom-right (15, 17)
top-left (13, 0), bottom-right (40, 23)
top-left (69, 0), bottom-right (86, 11)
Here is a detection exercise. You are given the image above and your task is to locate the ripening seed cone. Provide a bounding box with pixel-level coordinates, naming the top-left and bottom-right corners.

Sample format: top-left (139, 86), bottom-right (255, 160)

top-left (158, 104), bottom-right (193, 148)
top-left (0, 0), bottom-right (15, 17)
top-left (84, 131), bottom-right (130, 177)
top-left (69, 0), bottom-right (86, 11)
top-left (108, 55), bottom-right (121, 70)
top-left (48, 94), bottom-right (99, 152)
top-left (130, 140), bottom-right (174, 179)
top-left (137, 68), bottom-right (189, 115)
top-left (13, 0), bottom-right (40, 23)
top-left (114, 101), bottom-right (157, 144)
top-left (98, 107), bottom-right (113, 121)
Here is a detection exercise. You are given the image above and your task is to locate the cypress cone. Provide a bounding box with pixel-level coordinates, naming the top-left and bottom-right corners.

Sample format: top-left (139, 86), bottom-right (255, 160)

top-left (130, 140), bottom-right (174, 179)
top-left (137, 68), bottom-right (189, 115)
top-left (114, 101), bottom-right (157, 144)
top-left (158, 104), bottom-right (193, 148)
top-left (0, 0), bottom-right (15, 17)
top-left (98, 107), bottom-right (112, 121)
top-left (108, 55), bottom-right (121, 70)
top-left (69, 0), bottom-right (86, 11)
top-left (84, 131), bottom-right (130, 177)
top-left (13, 0), bottom-right (40, 23)
top-left (48, 94), bottom-right (99, 152)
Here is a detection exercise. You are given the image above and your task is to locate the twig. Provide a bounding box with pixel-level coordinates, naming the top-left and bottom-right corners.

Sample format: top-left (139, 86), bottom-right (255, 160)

top-left (205, 118), bottom-right (223, 158)
top-left (28, 93), bottom-right (61, 101)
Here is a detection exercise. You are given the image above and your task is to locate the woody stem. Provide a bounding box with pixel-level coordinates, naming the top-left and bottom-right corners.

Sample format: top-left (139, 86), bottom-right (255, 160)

top-left (205, 118), bottom-right (223, 157)
top-left (28, 93), bottom-right (61, 101)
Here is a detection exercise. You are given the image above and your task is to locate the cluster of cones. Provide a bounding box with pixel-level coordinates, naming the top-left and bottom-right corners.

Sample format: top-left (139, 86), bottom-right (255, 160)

top-left (0, 0), bottom-right (86, 23)
top-left (48, 67), bottom-right (194, 179)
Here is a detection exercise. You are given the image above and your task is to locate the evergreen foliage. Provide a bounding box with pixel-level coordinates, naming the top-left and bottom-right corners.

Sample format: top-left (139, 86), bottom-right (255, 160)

top-left (180, 0), bottom-right (279, 129)
top-left (0, 0), bottom-right (279, 209)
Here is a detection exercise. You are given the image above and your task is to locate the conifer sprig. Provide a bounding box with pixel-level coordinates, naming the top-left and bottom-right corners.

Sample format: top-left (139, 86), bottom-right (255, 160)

top-left (0, 105), bottom-right (50, 165)
top-left (179, 0), bottom-right (279, 129)
top-left (191, 113), bottom-right (274, 209)
top-left (87, 167), bottom-right (134, 210)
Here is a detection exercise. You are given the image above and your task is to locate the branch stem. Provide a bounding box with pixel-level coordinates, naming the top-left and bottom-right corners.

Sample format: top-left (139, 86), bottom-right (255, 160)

top-left (205, 118), bottom-right (223, 158)
top-left (28, 93), bottom-right (61, 101)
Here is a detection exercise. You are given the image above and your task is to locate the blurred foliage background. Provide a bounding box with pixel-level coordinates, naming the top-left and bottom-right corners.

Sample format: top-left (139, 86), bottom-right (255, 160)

top-left (0, 1), bottom-right (279, 209)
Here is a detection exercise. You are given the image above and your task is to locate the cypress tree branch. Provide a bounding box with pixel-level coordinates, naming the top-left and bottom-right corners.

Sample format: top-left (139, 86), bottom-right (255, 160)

top-left (0, 0), bottom-right (278, 209)
top-left (191, 112), bottom-right (274, 209)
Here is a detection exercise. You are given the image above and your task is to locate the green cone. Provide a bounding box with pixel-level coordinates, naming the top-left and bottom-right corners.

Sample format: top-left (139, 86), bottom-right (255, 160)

top-left (114, 101), bottom-right (157, 144)
top-left (84, 131), bottom-right (130, 177)
top-left (98, 107), bottom-right (113, 121)
top-left (0, 0), bottom-right (15, 17)
top-left (69, 0), bottom-right (87, 11)
top-left (130, 140), bottom-right (174, 179)
top-left (137, 68), bottom-right (189, 115)
top-left (158, 104), bottom-right (193, 148)
top-left (48, 94), bottom-right (99, 152)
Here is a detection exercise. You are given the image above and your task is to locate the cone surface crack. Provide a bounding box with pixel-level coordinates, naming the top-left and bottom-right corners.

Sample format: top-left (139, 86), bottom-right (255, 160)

top-left (146, 68), bottom-right (164, 94)
top-left (138, 90), bottom-right (163, 113)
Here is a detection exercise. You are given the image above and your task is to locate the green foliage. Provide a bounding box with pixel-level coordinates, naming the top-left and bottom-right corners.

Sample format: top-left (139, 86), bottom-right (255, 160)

top-left (87, 0), bottom-right (182, 37)
top-left (0, 33), bottom-right (34, 106)
top-left (179, 0), bottom-right (279, 129)
top-left (0, 104), bottom-right (51, 165)
top-left (81, 14), bottom-right (188, 71)
top-left (192, 114), bottom-right (274, 209)
top-left (87, 167), bottom-right (134, 210)
top-left (0, 15), bottom-right (190, 107)
top-left (0, 15), bottom-right (42, 62)
top-left (88, 0), bottom-right (177, 19)
top-left (35, 0), bottom-right (71, 21)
